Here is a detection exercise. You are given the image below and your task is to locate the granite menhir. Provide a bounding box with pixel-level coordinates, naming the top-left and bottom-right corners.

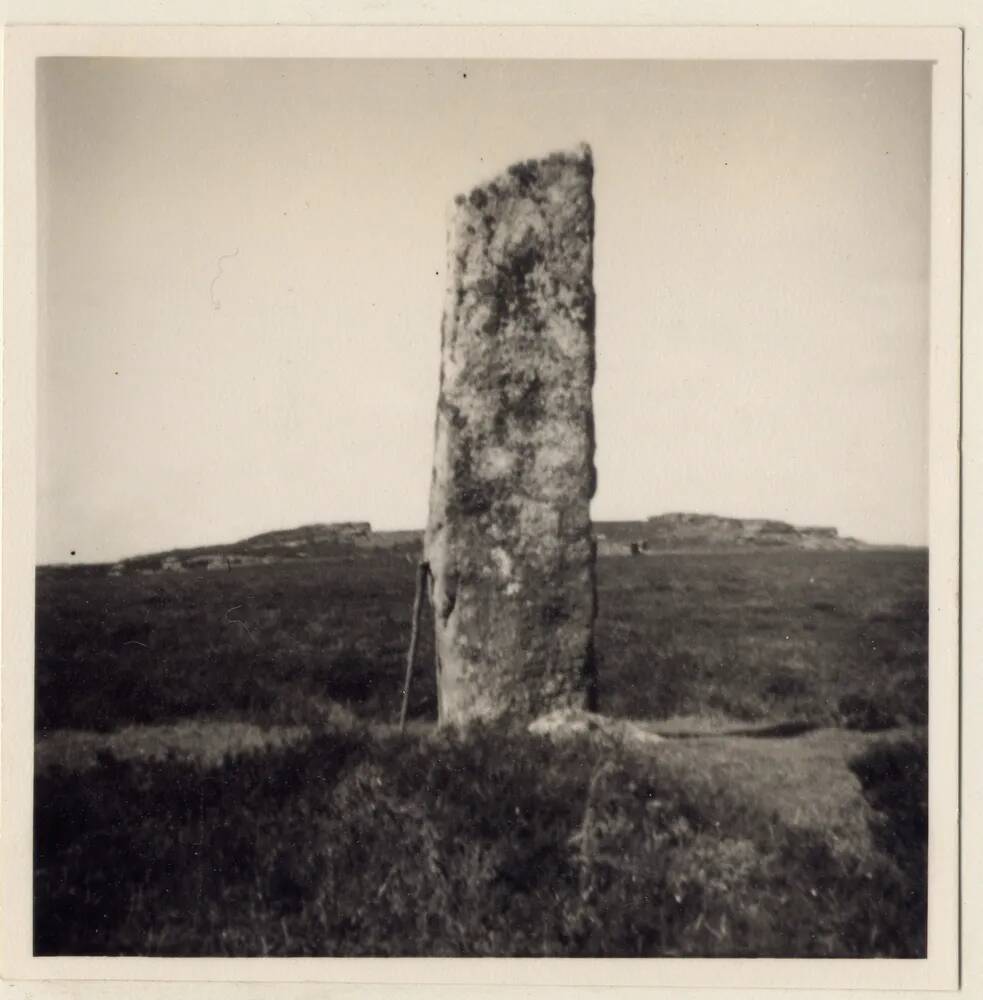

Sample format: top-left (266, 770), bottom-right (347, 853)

top-left (425, 144), bottom-right (598, 726)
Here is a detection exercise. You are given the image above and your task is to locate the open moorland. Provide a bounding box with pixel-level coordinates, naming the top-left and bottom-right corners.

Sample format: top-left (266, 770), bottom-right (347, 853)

top-left (34, 527), bottom-right (928, 957)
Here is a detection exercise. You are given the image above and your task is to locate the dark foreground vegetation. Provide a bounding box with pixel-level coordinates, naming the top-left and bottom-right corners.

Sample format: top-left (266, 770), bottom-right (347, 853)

top-left (34, 548), bottom-right (928, 956)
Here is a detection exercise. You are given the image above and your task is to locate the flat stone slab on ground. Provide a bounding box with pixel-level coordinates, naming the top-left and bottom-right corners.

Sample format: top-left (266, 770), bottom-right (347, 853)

top-left (528, 708), bottom-right (666, 746)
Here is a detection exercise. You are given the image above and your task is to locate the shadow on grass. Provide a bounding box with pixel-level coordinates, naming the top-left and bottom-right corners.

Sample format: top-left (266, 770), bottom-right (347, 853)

top-left (35, 721), bottom-right (926, 958)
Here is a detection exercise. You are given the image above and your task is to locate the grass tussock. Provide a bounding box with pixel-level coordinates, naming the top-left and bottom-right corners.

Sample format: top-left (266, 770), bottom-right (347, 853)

top-left (36, 720), bottom-right (924, 957)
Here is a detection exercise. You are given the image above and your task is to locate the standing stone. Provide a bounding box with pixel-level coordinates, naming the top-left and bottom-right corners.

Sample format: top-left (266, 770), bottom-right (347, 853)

top-left (425, 144), bottom-right (597, 726)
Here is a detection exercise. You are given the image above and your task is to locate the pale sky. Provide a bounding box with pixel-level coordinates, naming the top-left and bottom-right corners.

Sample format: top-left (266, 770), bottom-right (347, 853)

top-left (37, 58), bottom-right (931, 564)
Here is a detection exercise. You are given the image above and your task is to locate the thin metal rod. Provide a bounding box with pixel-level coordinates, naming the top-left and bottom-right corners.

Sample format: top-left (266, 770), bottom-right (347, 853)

top-left (399, 560), bottom-right (429, 733)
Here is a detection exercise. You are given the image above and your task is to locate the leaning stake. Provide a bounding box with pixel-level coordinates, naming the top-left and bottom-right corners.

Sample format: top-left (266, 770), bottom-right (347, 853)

top-left (399, 560), bottom-right (430, 733)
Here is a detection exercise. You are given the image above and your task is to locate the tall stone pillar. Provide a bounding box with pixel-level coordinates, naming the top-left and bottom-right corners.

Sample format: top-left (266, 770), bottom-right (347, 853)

top-left (425, 144), bottom-right (597, 726)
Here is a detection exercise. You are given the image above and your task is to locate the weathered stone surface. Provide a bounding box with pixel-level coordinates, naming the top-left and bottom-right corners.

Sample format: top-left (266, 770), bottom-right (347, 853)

top-left (425, 144), bottom-right (597, 726)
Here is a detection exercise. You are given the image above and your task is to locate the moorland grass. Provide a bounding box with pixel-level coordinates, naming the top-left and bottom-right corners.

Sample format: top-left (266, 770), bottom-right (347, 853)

top-left (34, 721), bottom-right (925, 957)
top-left (33, 547), bottom-right (929, 957)
top-left (35, 549), bottom-right (927, 734)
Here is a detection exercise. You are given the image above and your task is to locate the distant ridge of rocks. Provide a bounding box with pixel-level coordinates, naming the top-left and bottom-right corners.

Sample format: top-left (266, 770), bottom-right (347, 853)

top-left (593, 512), bottom-right (870, 556)
top-left (84, 512), bottom-right (879, 577)
top-left (240, 521), bottom-right (372, 548)
top-left (103, 521), bottom-right (423, 576)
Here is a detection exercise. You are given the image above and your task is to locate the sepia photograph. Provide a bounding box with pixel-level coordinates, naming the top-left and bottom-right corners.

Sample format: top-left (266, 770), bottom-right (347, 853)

top-left (0, 19), bottom-right (966, 991)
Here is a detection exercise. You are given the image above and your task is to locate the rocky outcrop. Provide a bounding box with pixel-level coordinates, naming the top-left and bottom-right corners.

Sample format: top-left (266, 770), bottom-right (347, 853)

top-left (425, 145), bottom-right (598, 726)
top-left (241, 522), bottom-right (372, 549)
top-left (595, 513), bottom-right (868, 553)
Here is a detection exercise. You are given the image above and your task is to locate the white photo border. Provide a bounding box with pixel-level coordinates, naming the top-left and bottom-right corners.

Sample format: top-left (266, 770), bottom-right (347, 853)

top-left (1, 16), bottom-right (967, 998)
